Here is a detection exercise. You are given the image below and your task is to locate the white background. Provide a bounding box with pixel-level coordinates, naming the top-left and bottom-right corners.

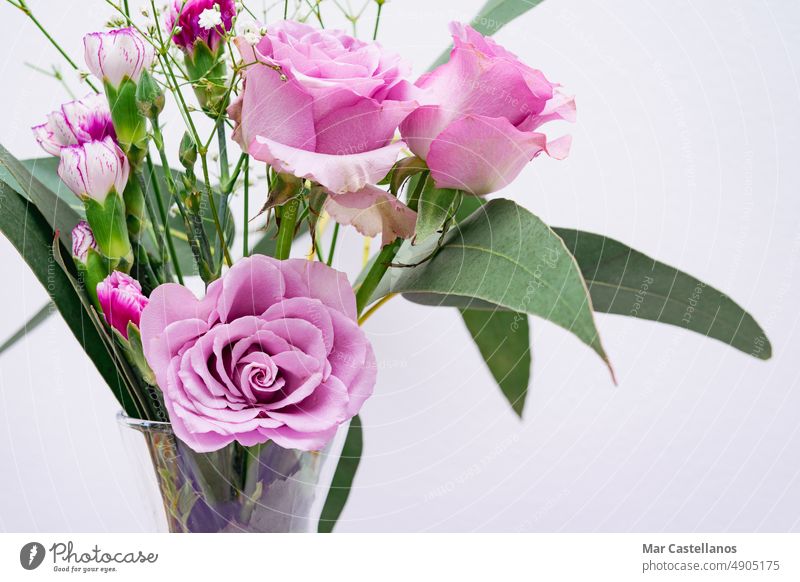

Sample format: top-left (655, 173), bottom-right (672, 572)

top-left (1, 0), bottom-right (799, 532)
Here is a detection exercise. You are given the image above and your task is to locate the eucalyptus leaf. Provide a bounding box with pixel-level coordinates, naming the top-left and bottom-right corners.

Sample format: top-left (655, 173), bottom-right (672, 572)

top-left (554, 228), bottom-right (771, 360)
top-left (318, 416), bottom-right (362, 533)
top-left (461, 309), bottom-right (531, 416)
top-left (381, 198), bottom-right (612, 371)
top-left (414, 183), bottom-right (459, 245)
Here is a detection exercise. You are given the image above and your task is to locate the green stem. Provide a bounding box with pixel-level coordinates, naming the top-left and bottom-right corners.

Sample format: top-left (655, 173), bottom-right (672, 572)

top-left (275, 197), bottom-right (300, 260)
top-left (216, 120), bottom-right (229, 185)
top-left (327, 223), bottom-right (340, 266)
top-left (283, 0), bottom-right (288, 18)
top-left (223, 153), bottom-right (247, 195)
top-left (136, 170), bottom-right (168, 272)
top-left (354, 172), bottom-right (427, 315)
top-left (12, 0), bottom-right (99, 92)
top-left (242, 157), bottom-right (250, 258)
top-left (145, 153), bottom-right (184, 284)
top-left (199, 153), bottom-right (233, 270)
top-left (373, 1), bottom-right (383, 40)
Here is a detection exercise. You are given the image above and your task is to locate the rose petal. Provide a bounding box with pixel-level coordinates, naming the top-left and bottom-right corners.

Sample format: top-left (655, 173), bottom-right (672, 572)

top-left (426, 114), bottom-right (548, 196)
top-left (324, 185), bottom-right (416, 246)
top-left (249, 135), bottom-right (405, 194)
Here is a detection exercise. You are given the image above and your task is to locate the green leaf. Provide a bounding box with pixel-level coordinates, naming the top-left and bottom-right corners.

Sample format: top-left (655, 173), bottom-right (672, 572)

top-left (381, 198), bottom-right (612, 372)
top-left (430, 0), bottom-right (547, 68)
top-left (554, 228), bottom-right (772, 360)
top-left (318, 415), bottom-right (362, 533)
top-left (0, 176), bottom-right (139, 415)
top-left (0, 302), bottom-right (54, 356)
top-left (460, 309), bottom-right (531, 416)
top-left (0, 145), bottom-right (80, 247)
top-left (414, 182), bottom-right (459, 244)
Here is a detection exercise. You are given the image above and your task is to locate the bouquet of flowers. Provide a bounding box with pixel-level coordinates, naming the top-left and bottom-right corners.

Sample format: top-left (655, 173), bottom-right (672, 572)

top-left (0, 0), bottom-right (770, 533)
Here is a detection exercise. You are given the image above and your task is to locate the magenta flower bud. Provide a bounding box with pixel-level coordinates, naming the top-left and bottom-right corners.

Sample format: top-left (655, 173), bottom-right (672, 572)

top-left (97, 271), bottom-right (148, 338)
top-left (32, 93), bottom-right (115, 157)
top-left (83, 28), bottom-right (155, 87)
top-left (166, 0), bottom-right (236, 55)
top-left (71, 220), bottom-right (97, 263)
top-left (58, 137), bottom-right (130, 202)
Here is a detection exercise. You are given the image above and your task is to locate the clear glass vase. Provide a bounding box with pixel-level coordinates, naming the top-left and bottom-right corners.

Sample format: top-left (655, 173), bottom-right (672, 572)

top-left (117, 413), bottom-right (345, 533)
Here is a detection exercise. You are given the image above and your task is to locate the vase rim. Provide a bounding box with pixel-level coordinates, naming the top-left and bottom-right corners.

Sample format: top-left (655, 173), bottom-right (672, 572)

top-left (116, 411), bottom-right (172, 430)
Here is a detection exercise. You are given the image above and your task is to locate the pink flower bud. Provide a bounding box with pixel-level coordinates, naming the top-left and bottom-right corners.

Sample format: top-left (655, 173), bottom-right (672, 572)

top-left (32, 93), bottom-right (115, 157)
top-left (166, 0), bottom-right (236, 55)
top-left (57, 137), bottom-right (130, 202)
top-left (83, 28), bottom-right (155, 87)
top-left (71, 220), bottom-right (97, 263)
top-left (97, 271), bottom-right (148, 338)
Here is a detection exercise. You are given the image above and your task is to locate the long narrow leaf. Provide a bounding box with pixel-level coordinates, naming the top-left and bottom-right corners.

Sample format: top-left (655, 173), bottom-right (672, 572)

top-left (0, 302), bottom-right (54, 356)
top-left (318, 416), bottom-right (363, 533)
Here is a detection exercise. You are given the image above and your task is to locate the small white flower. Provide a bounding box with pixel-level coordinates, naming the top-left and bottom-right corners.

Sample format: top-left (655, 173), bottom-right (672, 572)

top-left (239, 19), bottom-right (263, 45)
top-left (198, 7), bottom-right (223, 30)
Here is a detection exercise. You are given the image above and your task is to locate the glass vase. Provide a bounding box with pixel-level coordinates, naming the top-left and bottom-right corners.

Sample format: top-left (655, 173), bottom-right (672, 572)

top-left (117, 413), bottom-right (345, 533)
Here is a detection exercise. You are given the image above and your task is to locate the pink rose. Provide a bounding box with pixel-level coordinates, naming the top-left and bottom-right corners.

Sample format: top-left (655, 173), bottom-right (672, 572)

top-left (83, 28), bottom-right (155, 88)
top-left (229, 20), bottom-right (416, 195)
top-left (57, 137), bottom-right (130, 202)
top-left (32, 93), bottom-right (116, 156)
top-left (140, 255), bottom-right (376, 452)
top-left (166, 0), bottom-right (236, 54)
top-left (98, 271), bottom-right (149, 339)
top-left (400, 23), bottom-right (576, 196)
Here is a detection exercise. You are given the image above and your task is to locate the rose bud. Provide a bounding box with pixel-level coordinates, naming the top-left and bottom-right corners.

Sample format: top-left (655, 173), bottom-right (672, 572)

top-left (97, 271), bottom-right (148, 339)
top-left (166, 0), bottom-right (236, 116)
top-left (400, 23), bottom-right (576, 196)
top-left (58, 138), bottom-right (133, 265)
top-left (32, 93), bottom-right (116, 156)
top-left (83, 28), bottom-right (155, 165)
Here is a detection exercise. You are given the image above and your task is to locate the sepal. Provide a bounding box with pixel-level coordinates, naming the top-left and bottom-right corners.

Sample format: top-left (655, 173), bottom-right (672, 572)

top-left (83, 188), bottom-right (133, 267)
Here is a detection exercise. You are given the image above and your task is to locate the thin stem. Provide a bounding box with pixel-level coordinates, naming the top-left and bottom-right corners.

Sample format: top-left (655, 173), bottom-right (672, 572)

top-left (122, 0), bottom-right (129, 16)
top-left (326, 223), bottom-right (340, 266)
top-left (372, 1), bottom-right (383, 40)
top-left (199, 153), bottom-right (233, 269)
top-left (274, 197), bottom-right (300, 260)
top-left (216, 121), bottom-right (229, 185)
top-left (284, 0), bottom-right (289, 18)
top-left (355, 239), bottom-right (401, 315)
top-left (222, 153), bottom-right (248, 195)
top-left (146, 153), bottom-right (184, 284)
top-left (242, 157), bottom-right (250, 257)
top-left (354, 173), bottom-right (427, 315)
top-left (136, 170), bottom-right (168, 272)
top-left (11, 0), bottom-right (99, 92)
top-left (358, 293), bottom-right (395, 326)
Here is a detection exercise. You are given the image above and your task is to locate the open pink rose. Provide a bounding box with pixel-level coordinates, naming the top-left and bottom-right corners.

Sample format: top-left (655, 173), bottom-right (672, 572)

top-left (140, 255), bottom-right (376, 452)
top-left (400, 23), bottom-right (576, 196)
top-left (229, 20), bottom-right (418, 243)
